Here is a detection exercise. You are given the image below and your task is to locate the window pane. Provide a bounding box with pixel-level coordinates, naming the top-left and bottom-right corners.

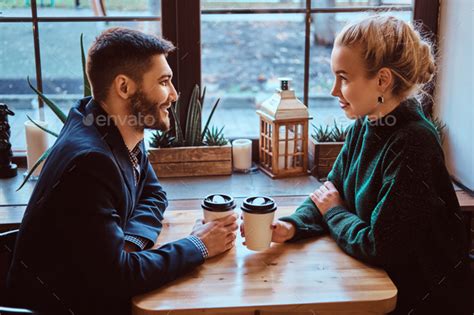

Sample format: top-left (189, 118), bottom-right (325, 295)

top-left (308, 9), bottom-right (412, 128)
top-left (312, 0), bottom-right (413, 7)
top-left (37, 0), bottom-right (161, 17)
top-left (381, 0), bottom-right (412, 5)
top-left (38, 20), bottom-right (161, 99)
top-left (0, 22), bottom-right (37, 150)
top-left (201, 13), bottom-right (306, 138)
top-left (202, 0), bottom-right (305, 10)
top-left (0, 1), bottom-right (32, 17)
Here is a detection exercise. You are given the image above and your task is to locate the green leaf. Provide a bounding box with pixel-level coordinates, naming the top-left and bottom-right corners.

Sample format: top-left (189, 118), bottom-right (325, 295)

top-left (201, 98), bottom-right (221, 140)
top-left (80, 33), bottom-right (92, 97)
top-left (16, 147), bottom-right (53, 191)
top-left (204, 125), bottom-right (227, 146)
top-left (174, 92), bottom-right (182, 119)
top-left (200, 86), bottom-right (206, 106)
top-left (27, 77), bottom-right (67, 123)
top-left (185, 85), bottom-right (200, 146)
top-left (218, 125), bottom-right (225, 136)
top-left (311, 123), bottom-right (333, 142)
top-left (187, 99), bottom-right (198, 146)
top-left (170, 98), bottom-right (183, 146)
top-left (26, 115), bottom-right (59, 137)
top-left (191, 100), bottom-right (202, 145)
top-left (149, 129), bottom-right (175, 148)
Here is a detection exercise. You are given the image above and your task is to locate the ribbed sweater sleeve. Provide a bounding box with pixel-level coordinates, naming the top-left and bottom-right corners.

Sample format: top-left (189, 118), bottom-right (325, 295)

top-left (278, 196), bottom-right (326, 241)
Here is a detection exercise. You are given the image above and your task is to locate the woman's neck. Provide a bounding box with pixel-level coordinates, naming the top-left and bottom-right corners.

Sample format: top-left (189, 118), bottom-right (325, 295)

top-left (366, 95), bottom-right (404, 122)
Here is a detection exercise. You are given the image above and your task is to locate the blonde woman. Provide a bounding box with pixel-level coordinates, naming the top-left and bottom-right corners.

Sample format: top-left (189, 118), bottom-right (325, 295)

top-left (244, 15), bottom-right (471, 314)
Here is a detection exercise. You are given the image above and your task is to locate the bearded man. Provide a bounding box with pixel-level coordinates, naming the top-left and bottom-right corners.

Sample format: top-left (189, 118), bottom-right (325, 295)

top-left (7, 28), bottom-right (237, 315)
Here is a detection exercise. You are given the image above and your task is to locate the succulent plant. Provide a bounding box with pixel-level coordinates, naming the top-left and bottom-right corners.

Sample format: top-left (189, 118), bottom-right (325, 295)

top-left (311, 124), bottom-right (333, 142)
top-left (204, 125), bottom-right (228, 146)
top-left (149, 129), bottom-right (176, 148)
top-left (311, 120), bottom-right (348, 143)
top-left (331, 120), bottom-right (348, 142)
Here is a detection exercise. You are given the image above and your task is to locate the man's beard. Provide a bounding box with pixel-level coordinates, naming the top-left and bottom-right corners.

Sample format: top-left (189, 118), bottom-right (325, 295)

top-left (129, 89), bottom-right (170, 131)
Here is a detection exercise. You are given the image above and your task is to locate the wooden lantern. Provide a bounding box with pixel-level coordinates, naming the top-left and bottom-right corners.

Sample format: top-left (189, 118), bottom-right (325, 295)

top-left (256, 78), bottom-right (311, 178)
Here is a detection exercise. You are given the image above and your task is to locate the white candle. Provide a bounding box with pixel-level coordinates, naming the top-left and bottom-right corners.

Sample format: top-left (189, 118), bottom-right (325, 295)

top-left (24, 120), bottom-right (49, 177)
top-left (278, 129), bottom-right (295, 169)
top-left (232, 139), bottom-right (252, 171)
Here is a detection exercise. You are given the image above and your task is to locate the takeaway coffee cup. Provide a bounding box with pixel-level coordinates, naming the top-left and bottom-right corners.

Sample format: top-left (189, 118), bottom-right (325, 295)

top-left (201, 194), bottom-right (236, 223)
top-left (241, 196), bottom-right (277, 251)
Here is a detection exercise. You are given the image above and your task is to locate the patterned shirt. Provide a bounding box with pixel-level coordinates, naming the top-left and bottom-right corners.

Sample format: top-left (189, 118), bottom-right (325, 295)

top-left (128, 141), bottom-right (142, 186)
top-left (125, 141), bottom-right (147, 250)
top-left (186, 235), bottom-right (209, 259)
top-left (124, 234), bottom-right (149, 250)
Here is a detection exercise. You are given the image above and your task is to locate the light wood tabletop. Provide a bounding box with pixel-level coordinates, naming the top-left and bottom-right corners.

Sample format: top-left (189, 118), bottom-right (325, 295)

top-left (132, 206), bottom-right (398, 315)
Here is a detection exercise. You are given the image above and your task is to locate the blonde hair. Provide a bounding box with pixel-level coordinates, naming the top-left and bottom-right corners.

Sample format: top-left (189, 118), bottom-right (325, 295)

top-left (335, 15), bottom-right (436, 99)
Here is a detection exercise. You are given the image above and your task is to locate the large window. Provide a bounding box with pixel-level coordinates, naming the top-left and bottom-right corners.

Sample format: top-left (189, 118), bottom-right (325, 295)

top-left (2, 0), bottom-right (435, 152)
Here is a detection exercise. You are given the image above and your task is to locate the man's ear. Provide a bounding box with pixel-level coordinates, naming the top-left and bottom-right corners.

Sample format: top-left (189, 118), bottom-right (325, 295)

top-left (377, 67), bottom-right (393, 93)
top-left (113, 75), bottom-right (137, 100)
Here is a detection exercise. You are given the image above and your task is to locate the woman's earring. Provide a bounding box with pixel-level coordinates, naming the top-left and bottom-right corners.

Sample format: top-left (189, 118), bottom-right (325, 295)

top-left (377, 95), bottom-right (384, 104)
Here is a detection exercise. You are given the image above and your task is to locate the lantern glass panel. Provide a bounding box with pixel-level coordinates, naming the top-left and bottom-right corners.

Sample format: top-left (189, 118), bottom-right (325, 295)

top-left (296, 124), bottom-right (304, 139)
top-left (260, 119), bottom-right (275, 169)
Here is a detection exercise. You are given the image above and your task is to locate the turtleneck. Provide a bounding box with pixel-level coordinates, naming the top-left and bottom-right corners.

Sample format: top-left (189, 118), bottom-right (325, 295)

top-left (363, 98), bottom-right (425, 137)
top-left (362, 98), bottom-right (430, 141)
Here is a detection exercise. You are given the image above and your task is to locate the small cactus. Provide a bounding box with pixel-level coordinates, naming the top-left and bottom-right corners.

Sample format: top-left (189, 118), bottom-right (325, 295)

top-left (149, 129), bottom-right (176, 148)
top-left (311, 124), bottom-right (333, 142)
top-left (204, 126), bottom-right (228, 146)
top-left (311, 120), bottom-right (348, 142)
top-left (330, 120), bottom-right (348, 142)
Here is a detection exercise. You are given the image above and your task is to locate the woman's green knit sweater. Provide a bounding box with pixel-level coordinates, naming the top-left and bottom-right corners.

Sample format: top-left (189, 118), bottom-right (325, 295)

top-left (280, 99), bottom-right (471, 314)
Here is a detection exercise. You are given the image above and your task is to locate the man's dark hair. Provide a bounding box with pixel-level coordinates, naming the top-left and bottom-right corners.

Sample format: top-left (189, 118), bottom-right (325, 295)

top-left (86, 27), bottom-right (175, 102)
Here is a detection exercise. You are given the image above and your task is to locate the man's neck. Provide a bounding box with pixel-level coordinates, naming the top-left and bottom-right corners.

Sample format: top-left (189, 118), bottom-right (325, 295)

top-left (115, 123), bottom-right (144, 152)
top-left (99, 99), bottom-right (144, 151)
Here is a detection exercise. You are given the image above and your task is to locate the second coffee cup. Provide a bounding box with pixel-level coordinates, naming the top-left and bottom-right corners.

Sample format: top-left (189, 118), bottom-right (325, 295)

top-left (202, 194), bottom-right (236, 223)
top-left (241, 196), bottom-right (277, 251)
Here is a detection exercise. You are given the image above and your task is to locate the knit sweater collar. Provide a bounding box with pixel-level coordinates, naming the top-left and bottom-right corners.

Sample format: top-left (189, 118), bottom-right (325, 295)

top-left (363, 98), bottom-right (423, 135)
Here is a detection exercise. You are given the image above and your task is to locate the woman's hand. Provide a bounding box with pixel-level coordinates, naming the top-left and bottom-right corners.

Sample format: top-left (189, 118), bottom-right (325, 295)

top-left (240, 219), bottom-right (296, 244)
top-left (310, 181), bottom-right (344, 215)
top-left (270, 220), bottom-right (296, 243)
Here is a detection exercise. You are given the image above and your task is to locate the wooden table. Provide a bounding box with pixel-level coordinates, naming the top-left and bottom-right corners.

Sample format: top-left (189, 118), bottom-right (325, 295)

top-left (132, 206), bottom-right (398, 315)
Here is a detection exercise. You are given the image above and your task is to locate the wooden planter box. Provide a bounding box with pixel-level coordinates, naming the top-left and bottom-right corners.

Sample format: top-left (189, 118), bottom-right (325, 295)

top-left (148, 144), bottom-right (232, 178)
top-left (309, 138), bottom-right (344, 180)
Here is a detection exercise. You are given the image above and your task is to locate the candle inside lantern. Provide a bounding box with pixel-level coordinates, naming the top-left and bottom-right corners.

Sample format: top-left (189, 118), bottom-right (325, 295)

top-left (24, 120), bottom-right (49, 177)
top-left (232, 139), bottom-right (252, 172)
top-left (278, 129), bottom-right (295, 169)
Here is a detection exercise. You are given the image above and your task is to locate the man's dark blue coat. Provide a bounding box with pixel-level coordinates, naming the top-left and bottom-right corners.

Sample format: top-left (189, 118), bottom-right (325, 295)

top-left (7, 97), bottom-right (203, 314)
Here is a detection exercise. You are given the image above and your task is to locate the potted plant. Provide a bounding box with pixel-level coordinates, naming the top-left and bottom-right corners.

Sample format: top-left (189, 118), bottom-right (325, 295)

top-left (147, 85), bottom-right (232, 178)
top-left (18, 34), bottom-right (91, 190)
top-left (309, 120), bottom-right (348, 180)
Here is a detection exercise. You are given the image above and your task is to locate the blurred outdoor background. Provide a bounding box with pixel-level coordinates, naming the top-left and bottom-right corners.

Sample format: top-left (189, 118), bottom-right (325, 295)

top-left (0, 0), bottom-right (412, 150)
